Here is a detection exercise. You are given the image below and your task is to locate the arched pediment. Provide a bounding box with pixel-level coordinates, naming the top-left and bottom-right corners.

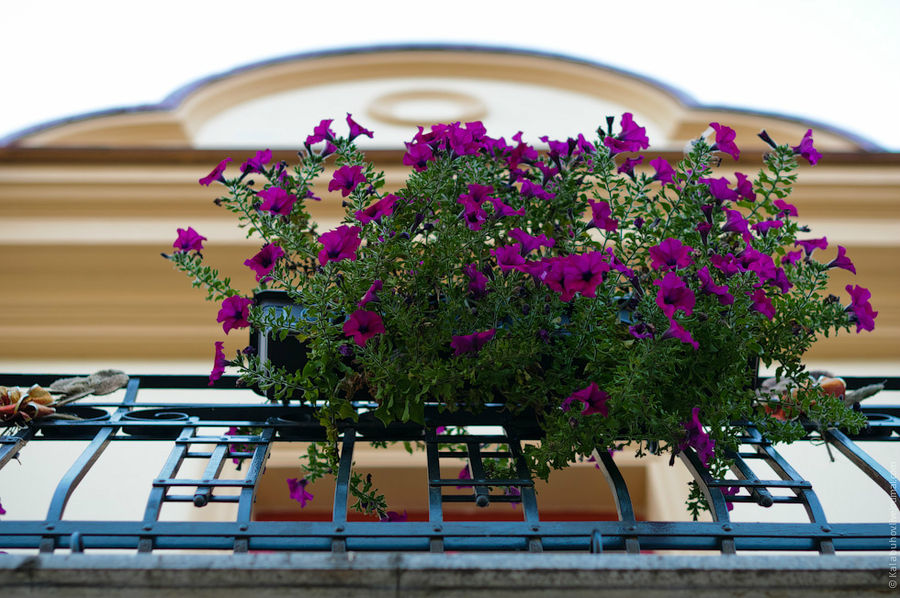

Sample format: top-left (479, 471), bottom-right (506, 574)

top-left (4, 45), bottom-right (873, 151)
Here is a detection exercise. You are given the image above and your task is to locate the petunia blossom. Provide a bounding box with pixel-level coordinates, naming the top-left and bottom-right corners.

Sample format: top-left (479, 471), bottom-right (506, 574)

top-left (343, 310), bottom-right (386, 347)
top-left (305, 119), bottom-right (335, 145)
top-left (680, 407), bottom-right (715, 466)
top-left (792, 129), bottom-right (822, 166)
top-left (199, 158), bottom-right (232, 186)
top-left (173, 227), bottom-right (207, 253)
top-left (654, 272), bottom-right (695, 318)
top-left (700, 177), bottom-right (738, 202)
top-left (751, 220), bottom-right (784, 237)
top-left (519, 179), bottom-right (556, 200)
top-left (240, 149), bottom-right (271, 174)
top-left (244, 243), bottom-right (285, 282)
top-left (845, 285), bottom-right (877, 333)
top-left (464, 263), bottom-right (490, 297)
top-left (456, 465), bottom-right (472, 489)
top-left (489, 197), bottom-right (525, 217)
top-left (649, 238), bottom-right (694, 270)
top-left (560, 252), bottom-right (610, 300)
top-left (257, 187), bottom-right (297, 217)
top-left (603, 113), bottom-right (650, 154)
top-left (458, 196), bottom-right (488, 231)
top-left (827, 245), bottom-right (856, 274)
top-left (451, 329), bottom-right (496, 356)
top-left (710, 122), bottom-right (740, 160)
top-left (795, 237), bottom-right (828, 258)
top-left (773, 199), bottom-right (799, 218)
top-left (329, 165), bottom-right (366, 197)
top-left (697, 266), bottom-right (734, 306)
top-left (781, 250), bottom-right (803, 266)
top-left (403, 141), bottom-right (433, 172)
top-left (662, 319), bottom-right (699, 350)
top-left (588, 199), bottom-right (618, 232)
top-left (721, 209), bottom-right (751, 241)
top-left (734, 172), bottom-right (756, 202)
top-left (629, 322), bottom-right (654, 340)
top-left (748, 288), bottom-right (776, 320)
top-left (217, 295), bottom-right (253, 334)
top-left (317, 225), bottom-right (362, 265)
top-left (355, 194), bottom-right (397, 224)
top-left (561, 382), bottom-right (609, 416)
top-left (358, 280), bottom-right (383, 308)
top-left (616, 155), bottom-right (644, 177)
top-left (491, 244), bottom-right (527, 272)
top-left (287, 478), bottom-right (314, 507)
top-left (650, 157), bottom-right (676, 185)
top-left (346, 112), bottom-right (374, 140)
top-left (208, 341), bottom-right (227, 386)
top-left (509, 228), bottom-right (555, 255)
top-left (380, 510), bottom-right (408, 522)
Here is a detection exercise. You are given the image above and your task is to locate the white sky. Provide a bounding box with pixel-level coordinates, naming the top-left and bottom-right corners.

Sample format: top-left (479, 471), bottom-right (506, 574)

top-left (2, 0), bottom-right (899, 150)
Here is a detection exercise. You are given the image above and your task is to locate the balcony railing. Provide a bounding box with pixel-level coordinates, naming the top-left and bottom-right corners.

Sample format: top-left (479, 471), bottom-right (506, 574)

top-left (0, 373), bottom-right (898, 555)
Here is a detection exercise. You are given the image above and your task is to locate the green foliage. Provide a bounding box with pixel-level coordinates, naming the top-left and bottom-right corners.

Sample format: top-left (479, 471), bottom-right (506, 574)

top-left (169, 119), bottom-right (871, 517)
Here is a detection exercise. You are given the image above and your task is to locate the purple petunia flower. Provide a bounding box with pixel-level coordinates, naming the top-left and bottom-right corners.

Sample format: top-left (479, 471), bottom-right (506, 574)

top-left (845, 285), bottom-right (877, 333)
top-left (464, 264), bottom-right (490, 297)
top-left (346, 113), bottom-right (374, 141)
top-left (792, 129), bottom-right (822, 166)
top-left (462, 183), bottom-right (494, 205)
top-left (240, 149), bottom-right (271, 174)
top-left (489, 197), bottom-right (525, 217)
top-left (561, 382), bottom-right (609, 416)
top-left (403, 141), bottom-right (434, 172)
top-left (654, 272), bottom-right (695, 318)
top-left (700, 176), bottom-right (739, 202)
top-left (0, 499), bottom-right (6, 515)
top-left (305, 119), bottom-right (335, 146)
top-left (451, 329), bottom-right (496, 356)
top-left (208, 341), bottom-right (227, 386)
top-left (317, 225), bottom-right (362, 265)
top-left (217, 295), bottom-right (252, 334)
top-left (603, 113), bottom-right (650, 154)
top-left (710, 122), bottom-right (740, 160)
top-left (458, 195), bottom-right (488, 231)
top-left (355, 194), bottom-right (397, 224)
top-left (649, 238), bottom-right (694, 270)
top-left (680, 407), bottom-right (715, 466)
top-left (751, 220), bottom-right (784, 237)
top-left (827, 245), bottom-right (856, 274)
top-left (661, 319), bottom-right (699, 350)
top-left (748, 288), bottom-right (775, 320)
top-left (795, 237), bottom-right (828, 258)
top-left (456, 465), bottom-right (472, 489)
top-left (244, 243), bottom-right (285, 282)
top-left (650, 157), bottom-right (676, 185)
top-left (380, 510), bottom-right (408, 522)
top-left (697, 266), bottom-right (734, 306)
top-left (287, 477), bottom-right (314, 507)
top-left (734, 172), bottom-right (756, 202)
top-left (519, 179), bottom-right (556, 200)
top-left (508, 229), bottom-right (555, 255)
top-left (199, 158), bottom-right (232, 186)
top-left (722, 209), bottom-right (751, 240)
top-left (616, 155), bottom-right (644, 176)
top-left (773, 199), bottom-right (799, 218)
top-left (629, 322), bottom-right (654, 340)
top-left (329, 165), bottom-right (366, 197)
top-left (258, 186), bottom-right (297, 217)
top-left (343, 310), bottom-right (386, 347)
top-left (358, 280), bottom-right (383, 308)
top-left (491, 244), bottom-right (527, 272)
top-left (710, 252), bottom-right (741, 277)
top-left (588, 200), bottom-right (618, 232)
top-left (560, 252), bottom-right (610, 300)
top-left (173, 227), bottom-right (207, 253)
top-left (782, 250), bottom-right (803, 266)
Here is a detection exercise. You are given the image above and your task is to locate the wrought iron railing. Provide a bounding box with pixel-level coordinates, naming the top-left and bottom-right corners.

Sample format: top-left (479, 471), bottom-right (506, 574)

top-left (1, 374), bottom-right (897, 555)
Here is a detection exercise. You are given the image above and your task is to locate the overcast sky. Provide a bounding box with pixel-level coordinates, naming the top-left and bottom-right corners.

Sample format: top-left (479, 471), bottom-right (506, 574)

top-left (3, 0), bottom-right (899, 149)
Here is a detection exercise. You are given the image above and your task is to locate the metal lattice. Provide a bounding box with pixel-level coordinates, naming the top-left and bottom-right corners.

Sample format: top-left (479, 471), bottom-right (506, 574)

top-left (1, 374), bottom-right (898, 554)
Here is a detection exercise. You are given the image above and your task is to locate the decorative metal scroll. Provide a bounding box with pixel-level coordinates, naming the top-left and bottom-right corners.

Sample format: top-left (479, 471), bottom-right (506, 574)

top-left (0, 374), bottom-right (897, 555)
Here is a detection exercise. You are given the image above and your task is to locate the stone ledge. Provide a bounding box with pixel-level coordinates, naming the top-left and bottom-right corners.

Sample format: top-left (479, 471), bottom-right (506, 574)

top-left (0, 553), bottom-right (893, 597)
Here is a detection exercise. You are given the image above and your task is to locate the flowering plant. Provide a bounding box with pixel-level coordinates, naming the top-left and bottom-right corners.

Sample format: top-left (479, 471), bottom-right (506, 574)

top-left (168, 113), bottom-right (874, 516)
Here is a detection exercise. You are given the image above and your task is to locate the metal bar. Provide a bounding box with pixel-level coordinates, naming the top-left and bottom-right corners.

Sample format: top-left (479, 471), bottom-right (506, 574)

top-left (424, 427), bottom-right (444, 552)
top-left (142, 426), bottom-right (194, 524)
top-left (192, 444), bottom-right (229, 507)
top-left (235, 425), bottom-right (275, 523)
top-left (677, 449), bottom-right (734, 554)
top-left (0, 427), bottom-right (36, 470)
top-left (465, 441), bottom-right (491, 508)
top-left (593, 449), bottom-right (640, 554)
top-left (44, 378), bottom-right (140, 522)
top-left (506, 433), bottom-right (541, 552)
top-left (330, 428), bottom-right (355, 553)
top-left (823, 427), bottom-right (900, 510)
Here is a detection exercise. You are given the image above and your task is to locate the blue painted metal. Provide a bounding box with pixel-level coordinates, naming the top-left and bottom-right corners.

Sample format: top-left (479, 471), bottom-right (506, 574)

top-left (1, 374), bottom-right (898, 555)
